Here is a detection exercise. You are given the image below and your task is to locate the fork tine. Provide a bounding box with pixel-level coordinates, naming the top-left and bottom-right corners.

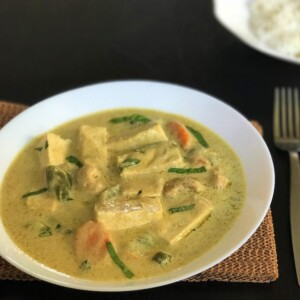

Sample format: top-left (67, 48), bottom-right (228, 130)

top-left (287, 87), bottom-right (294, 137)
top-left (294, 88), bottom-right (300, 139)
top-left (281, 87), bottom-right (287, 137)
top-left (274, 87), bottom-right (300, 141)
top-left (274, 87), bottom-right (280, 139)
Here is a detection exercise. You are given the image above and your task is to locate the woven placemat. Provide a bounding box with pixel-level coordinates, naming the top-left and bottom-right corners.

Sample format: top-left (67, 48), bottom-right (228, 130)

top-left (0, 101), bottom-right (279, 283)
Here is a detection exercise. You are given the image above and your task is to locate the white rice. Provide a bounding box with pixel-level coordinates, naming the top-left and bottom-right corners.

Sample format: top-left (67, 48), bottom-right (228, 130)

top-left (249, 0), bottom-right (300, 57)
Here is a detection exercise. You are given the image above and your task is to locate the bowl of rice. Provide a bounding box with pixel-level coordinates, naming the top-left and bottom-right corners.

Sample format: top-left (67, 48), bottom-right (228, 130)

top-left (213, 0), bottom-right (300, 64)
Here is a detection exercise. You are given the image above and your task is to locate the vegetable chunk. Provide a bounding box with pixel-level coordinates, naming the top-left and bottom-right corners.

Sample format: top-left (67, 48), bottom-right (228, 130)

top-left (152, 251), bottom-right (172, 266)
top-left (108, 122), bottom-right (168, 152)
top-left (78, 125), bottom-right (108, 170)
top-left (121, 175), bottom-right (164, 198)
top-left (75, 220), bottom-right (111, 262)
top-left (117, 142), bottom-right (184, 176)
top-left (95, 195), bottom-right (164, 230)
top-left (36, 133), bottom-right (71, 168)
top-left (167, 121), bottom-right (192, 150)
top-left (156, 199), bottom-right (213, 244)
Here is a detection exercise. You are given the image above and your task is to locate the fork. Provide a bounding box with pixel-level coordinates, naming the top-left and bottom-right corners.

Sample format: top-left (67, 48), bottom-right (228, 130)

top-left (274, 87), bottom-right (300, 286)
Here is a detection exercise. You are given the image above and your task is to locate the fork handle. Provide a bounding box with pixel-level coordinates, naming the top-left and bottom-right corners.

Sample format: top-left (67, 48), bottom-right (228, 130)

top-left (289, 151), bottom-right (300, 285)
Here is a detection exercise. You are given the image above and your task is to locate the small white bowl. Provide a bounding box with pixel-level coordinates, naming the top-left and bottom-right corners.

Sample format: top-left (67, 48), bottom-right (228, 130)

top-left (0, 81), bottom-right (275, 291)
top-left (213, 0), bottom-right (300, 65)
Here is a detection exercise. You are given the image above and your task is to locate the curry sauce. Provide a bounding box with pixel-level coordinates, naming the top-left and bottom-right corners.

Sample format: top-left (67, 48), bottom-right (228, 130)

top-left (0, 108), bottom-right (246, 281)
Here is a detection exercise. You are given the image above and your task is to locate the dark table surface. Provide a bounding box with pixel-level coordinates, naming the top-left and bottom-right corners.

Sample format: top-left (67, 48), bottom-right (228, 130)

top-left (1, 0), bottom-right (299, 299)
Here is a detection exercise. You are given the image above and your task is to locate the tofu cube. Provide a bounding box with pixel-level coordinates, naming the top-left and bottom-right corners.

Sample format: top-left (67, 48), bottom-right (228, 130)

top-left (78, 125), bottom-right (108, 170)
top-left (95, 195), bottom-right (163, 230)
top-left (120, 174), bottom-right (164, 198)
top-left (37, 133), bottom-right (71, 168)
top-left (117, 142), bottom-right (184, 176)
top-left (108, 122), bottom-right (168, 152)
top-left (156, 198), bottom-right (213, 244)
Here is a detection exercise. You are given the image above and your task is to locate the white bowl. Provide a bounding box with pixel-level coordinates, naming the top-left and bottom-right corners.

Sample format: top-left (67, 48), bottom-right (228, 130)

top-left (0, 81), bottom-right (275, 291)
top-left (213, 0), bottom-right (300, 65)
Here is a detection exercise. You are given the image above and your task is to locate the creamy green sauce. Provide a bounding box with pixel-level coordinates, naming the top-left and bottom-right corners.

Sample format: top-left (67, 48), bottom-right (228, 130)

top-left (0, 108), bottom-right (246, 281)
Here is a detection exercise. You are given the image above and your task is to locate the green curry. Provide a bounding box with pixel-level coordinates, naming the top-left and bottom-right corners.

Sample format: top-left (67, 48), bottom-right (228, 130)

top-left (0, 108), bottom-right (246, 281)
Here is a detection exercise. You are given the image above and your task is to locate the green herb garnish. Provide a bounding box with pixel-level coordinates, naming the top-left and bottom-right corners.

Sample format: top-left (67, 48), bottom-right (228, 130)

top-left (186, 126), bottom-right (209, 148)
top-left (55, 224), bottom-right (73, 234)
top-left (55, 224), bottom-right (62, 230)
top-left (152, 251), bottom-right (172, 266)
top-left (109, 114), bottom-right (151, 124)
top-left (39, 226), bottom-right (52, 237)
top-left (66, 155), bottom-right (83, 168)
top-left (168, 203), bottom-right (196, 214)
top-left (106, 241), bottom-right (134, 279)
top-left (22, 187), bottom-right (48, 198)
top-left (34, 140), bottom-right (49, 152)
top-left (120, 158), bottom-right (140, 169)
top-left (168, 166), bottom-right (206, 174)
top-left (79, 260), bottom-right (91, 271)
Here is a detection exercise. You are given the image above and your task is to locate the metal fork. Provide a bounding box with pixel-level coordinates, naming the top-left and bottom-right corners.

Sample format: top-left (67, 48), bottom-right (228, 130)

top-left (274, 87), bottom-right (300, 285)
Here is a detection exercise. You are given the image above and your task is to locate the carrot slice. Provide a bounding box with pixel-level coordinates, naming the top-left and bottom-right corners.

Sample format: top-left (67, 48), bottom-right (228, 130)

top-left (167, 121), bottom-right (191, 150)
top-left (75, 220), bottom-right (111, 262)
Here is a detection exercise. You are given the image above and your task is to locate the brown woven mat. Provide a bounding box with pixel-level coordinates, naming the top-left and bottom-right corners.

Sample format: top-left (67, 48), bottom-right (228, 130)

top-left (0, 101), bottom-right (279, 283)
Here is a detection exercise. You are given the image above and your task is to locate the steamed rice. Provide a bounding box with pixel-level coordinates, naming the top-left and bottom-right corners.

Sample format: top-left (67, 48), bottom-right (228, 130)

top-left (249, 0), bottom-right (300, 58)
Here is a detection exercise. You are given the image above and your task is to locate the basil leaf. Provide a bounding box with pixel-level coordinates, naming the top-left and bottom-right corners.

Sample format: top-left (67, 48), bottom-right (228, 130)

top-left (22, 187), bottom-right (48, 198)
top-left (34, 140), bottom-right (49, 151)
top-left (106, 241), bottom-right (134, 279)
top-left (55, 224), bottom-right (73, 235)
top-left (168, 166), bottom-right (206, 174)
top-left (109, 114), bottom-right (151, 124)
top-left (39, 226), bottom-right (52, 237)
top-left (66, 155), bottom-right (83, 168)
top-left (55, 224), bottom-right (62, 230)
top-left (186, 126), bottom-right (209, 148)
top-left (120, 158), bottom-right (140, 169)
top-left (168, 203), bottom-right (195, 214)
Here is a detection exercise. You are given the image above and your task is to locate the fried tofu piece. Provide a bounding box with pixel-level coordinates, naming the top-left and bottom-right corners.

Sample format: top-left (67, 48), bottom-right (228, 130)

top-left (117, 142), bottom-right (184, 176)
top-left (78, 125), bottom-right (108, 170)
top-left (108, 122), bottom-right (168, 152)
top-left (120, 175), bottom-right (164, 198)
top-left (156, 198), bottom-right (213, 244)
top-left (95, 195), bottom-right (163, 230)
top-left (37, 133), bottom-right (71, 168)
